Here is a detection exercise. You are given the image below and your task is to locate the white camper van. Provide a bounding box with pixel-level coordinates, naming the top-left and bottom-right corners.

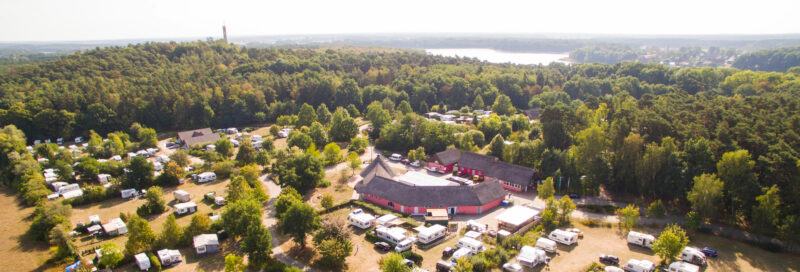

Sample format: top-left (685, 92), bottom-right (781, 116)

top-left (535, 237), bottom-right (557, 253)
top-left (173, 190), bottom-right (192, 202)
top-left (516, 245), bottom-right (548, 267)
top-left (348, 212), bottom-right (376, 229)
top-left (456, 237), bottom-right (485, 254)
top-left (668, 261), bottom-right (700, 272)
top-left (394, 239), bottom-right (413, 252)
top-left (627, 231), bottom-right (655, 248)
top-left (623, 259), bottom-right (655, 272)
top-left (418, 224), bottom-right (447, 244)
top-left (197, 172), bottom-right (216, 183)
top-left (548, 229), bottom-right (579, 245)
top-left (681, 247), bottom-right (706, 266)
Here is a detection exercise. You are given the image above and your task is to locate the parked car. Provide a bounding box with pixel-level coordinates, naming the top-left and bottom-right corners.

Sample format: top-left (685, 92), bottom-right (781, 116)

top-left (568, 193), bottom-right (581, 199)
top-left (401, 159), bottom-right (411, 164)
top-left (566, 228), bottom-right (584, 238)
top-left (374, 242), bottom-right (391, 251)
top-left (442, 247), bottom-right (457, 257)
top-left (427, 166), bottom-right (439, 172)
top-left (502, 263), bottom-right (523, 272)
top-left (410, 161), bottom-right (421, 167)
top-left (599, 254), bottom-right (620, 265)
top-left (701, 247), bottom-right (718, 257)
top-left (390, 153), bottom-right (403, 161)
top-left (402, 259), bottom-right (414, 268)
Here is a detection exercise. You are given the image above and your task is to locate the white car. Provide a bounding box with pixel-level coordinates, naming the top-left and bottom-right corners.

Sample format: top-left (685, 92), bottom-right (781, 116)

top-left (502, 263), bottom-right (523, 272)
top-left (390, 153), bottom-right (402, 161)
top-left (410, 161), bottom-right (421, 167)
top-left (566, 228), bottom-right (584, 238)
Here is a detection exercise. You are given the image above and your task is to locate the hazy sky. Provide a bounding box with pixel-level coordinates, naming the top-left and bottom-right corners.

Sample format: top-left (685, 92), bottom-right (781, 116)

top-left (1, 0), bottom-right (799, 42)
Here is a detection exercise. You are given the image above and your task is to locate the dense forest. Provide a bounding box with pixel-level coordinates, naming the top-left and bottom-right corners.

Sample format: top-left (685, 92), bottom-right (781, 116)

top-left (733, 46), bottom-right (800, 72)
top-left (1, 41), bottom-right (800, 243)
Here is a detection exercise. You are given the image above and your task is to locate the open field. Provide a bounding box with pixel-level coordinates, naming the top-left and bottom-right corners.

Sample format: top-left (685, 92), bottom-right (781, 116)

top-left (0, 187), bottom-right (53, 272)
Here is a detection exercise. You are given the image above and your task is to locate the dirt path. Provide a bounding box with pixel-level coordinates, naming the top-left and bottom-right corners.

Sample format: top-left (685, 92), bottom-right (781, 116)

top-left (0, 187), bottom-right (52, 272)
top-left (261, 176), bottom-right (317, 272)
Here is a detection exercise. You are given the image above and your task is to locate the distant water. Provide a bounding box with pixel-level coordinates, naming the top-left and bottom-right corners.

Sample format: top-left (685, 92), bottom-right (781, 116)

top-left (425, 48), bottom-right (571, 65)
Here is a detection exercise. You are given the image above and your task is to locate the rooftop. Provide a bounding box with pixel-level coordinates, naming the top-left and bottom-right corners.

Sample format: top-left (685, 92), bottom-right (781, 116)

top-left (398, 171), bottom-right (458, 186)
top-left (495, 205), bottom-right (541, 227)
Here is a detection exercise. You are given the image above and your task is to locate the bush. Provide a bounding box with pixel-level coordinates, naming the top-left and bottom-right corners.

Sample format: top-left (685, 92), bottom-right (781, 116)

top-left (583, 262), bottom-right (604, 272)
top-left (580, 218), bottom-right (601, 227)
top-left (402, 251), bottom-right (423, 264)
top-left (148, 253), bottom-right (162, 271)
top-left (647, 200), bottom-right (666, 218)
top-left (578, 204), bottom-right (619, 214)
top-left (213, 160), bottom-right (235, 179)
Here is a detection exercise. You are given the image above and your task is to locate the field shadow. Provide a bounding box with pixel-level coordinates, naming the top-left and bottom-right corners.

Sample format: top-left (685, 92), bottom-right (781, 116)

top-left (626, 244), bottom-right (654, 255)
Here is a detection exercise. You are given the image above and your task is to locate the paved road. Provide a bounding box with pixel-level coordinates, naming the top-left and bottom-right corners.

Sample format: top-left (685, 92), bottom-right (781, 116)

top-left (260, 175), bottom-right (317, 272)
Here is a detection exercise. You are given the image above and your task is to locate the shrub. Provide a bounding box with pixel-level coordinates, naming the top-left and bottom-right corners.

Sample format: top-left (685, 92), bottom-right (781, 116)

top-left (583, 262), bottom-right (604, 272)
top-left (148, 253), bottom-right (161, 271)
top-left (402, 251), bottom-right (423, 264)
top-left (580, 218), bottom-right (601, 227)
top-left (647, 200), bottom-right (666, 218)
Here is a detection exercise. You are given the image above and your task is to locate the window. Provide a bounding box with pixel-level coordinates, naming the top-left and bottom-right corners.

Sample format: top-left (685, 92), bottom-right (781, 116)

top-left (388, 202), bottom-right (394, 207)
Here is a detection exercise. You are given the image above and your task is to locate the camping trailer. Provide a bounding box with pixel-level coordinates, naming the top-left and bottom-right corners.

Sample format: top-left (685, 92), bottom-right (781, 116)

top-left (548, 229), bottom-right (578, 245)
top-left (375, 226), bottom-right (408, 244)
top-left (668, 261), bottom-right (700, 272)
top-left (173, 190), bottom-right (192, 202)
top-left (623, 259), bottom-right (656, 272)
top-left (394, 239), bottom-right (413, 252)
top-left (376, 214), bottom-right (399, 226)
top-left (517, 245), bottom-right (548, 267)
top-left (174, 202), bottom-right (198, 215)
top-left (535, 238), bottom-right (557, 253)
top-left (451, 247), bottom-right (473, 263)
top-left (456, 237), bottom-right (485, 254)
top-left (157, 249), bottom-right (182, 266)
top-left (97, 174), bottom-right (111, 184)
top-left (134, 253), bottom-right (151, 271)
top-left (197, 172), bottom-right (216, 183)
top-left (681, 247), bottom-right (706, 266)
top-left (214, 196), bottom-right (226, 206)
top-left (102, 218), bottom-right (128, 236)
top-left (417, 224), bottom-right (447, 244)
top-left (57, 183), bottom-right (80, 195)
top-left (627, 231), bottom-right (655, 248)
top-left (348, 212), bottom-right (376, 229)
top-left (193, 234), bottom-right (220, 255)
top-left (121, 188), bottom-right (137, 199)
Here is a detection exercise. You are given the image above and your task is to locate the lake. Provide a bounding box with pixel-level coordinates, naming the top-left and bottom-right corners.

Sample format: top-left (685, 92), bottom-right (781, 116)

top-left (425, 48), bottom-right (571, 65)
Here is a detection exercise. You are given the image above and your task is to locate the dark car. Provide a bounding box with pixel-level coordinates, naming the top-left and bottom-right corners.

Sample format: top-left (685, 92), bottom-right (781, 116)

top-left (374, 242), bottom-right (391, 251)
top-left (599, 254), bottom-right (619, 265)
top-left (701, 247), bottom-right (718, 257)
top-left (568, 193), bottom-right (581, 199)
top-left (442, 247), bottom-right (457, 257)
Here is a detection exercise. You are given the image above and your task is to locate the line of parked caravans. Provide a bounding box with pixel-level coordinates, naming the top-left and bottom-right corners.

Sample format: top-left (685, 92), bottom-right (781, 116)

top-left (348, 209), bottom-right (449, 254)
top-left (617, 231), bottom-right (708, 272)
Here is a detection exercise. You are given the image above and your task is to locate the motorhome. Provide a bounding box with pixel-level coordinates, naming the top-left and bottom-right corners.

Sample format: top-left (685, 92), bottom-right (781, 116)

top-left (623, 259), bottom-right (656, 272)
top-left (57, 183), bottom-right (81, 195)
top-left (535, 238), bottom-right (557, 253)
top-left (548, 229), bottom-right (579, 245)
top-left (667, 261), bottom-right (700, 272)
top-left (456, 237), bottom-right (485, 254)
top-left (681, 247), bottom-right (706, 266)
top-left (627, 231), bottom-right (655, 248)
top-left (197, 172), bottom-right (216, 183)
top-left (395, 239), bottom-right (413, 252)
top-left (174, 202), bottom-right (198, 215)
top-left (157, 249), bottom-right (182, 266)
top-left (516, 245), bottom-right (548, 267)
top-left (348, 212), bottom-right (376, 229)
top-left (417, 224), bottom-right (447, 244)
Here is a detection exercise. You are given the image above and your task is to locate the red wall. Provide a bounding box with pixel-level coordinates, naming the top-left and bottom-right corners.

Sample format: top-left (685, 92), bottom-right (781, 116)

top-left (427, 162), bottom-right (454, 173)
top-left (361, 194), bottom-right (503, 215)
top-left (501, 182), bottom-right (524, 192)
top-left (457, 166), bottom-right (485, 177)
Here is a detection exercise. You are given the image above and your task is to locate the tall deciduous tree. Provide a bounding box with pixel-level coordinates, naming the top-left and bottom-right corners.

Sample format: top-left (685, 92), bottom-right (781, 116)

top-left (222, 197), bottom-right (262, 239)
top-left (538, 177), bottom-right (555, 200)
top-left (316, 103), bottom-right (332, 125)
top-left (330, 108), bottom-right (359, 142)
top-left (280, 202), bottom-right (320, 249)
top-left (126, 156), bottom-right (154, 189)
top-left (717, 150), bottom-right (758, 217)
top-left (241, 223), bottom-right (272, 268)
top-left (215, 137), bottom-right (234, 157)
top-left (380, 252), bottom-right (410, 272)
top-left (751, 185), bottom-right (781, 235)
top-left (491, 94), bottom-right (516, 116)
top-left (125, 215), bottom-right (155, 256)
top-left (686, 174), bottom-right (724, 221)
top-left (488, 134), bottom-right (505, 159)
top-left (296, 103), bottom-right (317, 127)
top-left (617, 204), bottom-right (640, 233)
top-left (157, 214), bottom-right (183, 248)
top-left (652, 224), bottom-right (689, 264)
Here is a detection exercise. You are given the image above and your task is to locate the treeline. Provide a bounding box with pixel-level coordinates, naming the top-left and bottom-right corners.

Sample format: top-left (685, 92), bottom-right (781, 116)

top-left (733, 46), bottom-right (800, 72)
top-left (569, 44), bottom-right (639, 64)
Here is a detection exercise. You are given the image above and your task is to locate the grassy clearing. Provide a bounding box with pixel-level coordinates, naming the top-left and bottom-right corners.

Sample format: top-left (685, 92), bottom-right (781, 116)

top-left (0, 187), bottom-right (53, 272)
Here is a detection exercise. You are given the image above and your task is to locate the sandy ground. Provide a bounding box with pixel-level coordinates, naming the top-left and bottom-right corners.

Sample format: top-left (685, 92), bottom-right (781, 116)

top-left (0, 187), bottom-right (53, 272)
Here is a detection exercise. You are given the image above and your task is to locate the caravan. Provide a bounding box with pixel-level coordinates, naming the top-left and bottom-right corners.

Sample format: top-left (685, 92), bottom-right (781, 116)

top-left (197, 172), bottom-right (216, 183)
top-left (394, 239), bottom-right (413, 252)
top-left (456, 237), bottom-right (485, 254)
top-left (667, 261), bottom-right (700, 272)
top-left (627, 231), bottom-right (655, 248)
top-left (681, 247), bottom-right (706, 266)
top-left (516, 245), bottom-right (548, 267)
top-left (535, 237), bottom-right (557, 253)
top-left (417, 224), bottom-right (447, 244)
top-left (548, 229), bottom-right (578, 245)
top-left (348, 212), bottom-right (376, 229)
top-left (623, 259), bottom-right (655, 272)
top-left (375, 226), bottom-right (408, 244)
top-left (174, 202), bottom-right (198, 215)
top-left (173, 190), bottom-right (192, 202)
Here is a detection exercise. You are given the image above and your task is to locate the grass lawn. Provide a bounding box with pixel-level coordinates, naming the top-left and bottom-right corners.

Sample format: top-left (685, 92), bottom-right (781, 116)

top-left (0, 187), bottom-right (53, 272)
